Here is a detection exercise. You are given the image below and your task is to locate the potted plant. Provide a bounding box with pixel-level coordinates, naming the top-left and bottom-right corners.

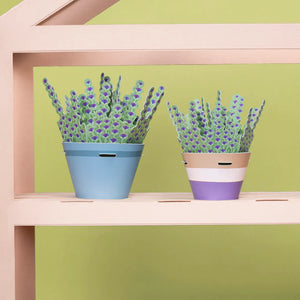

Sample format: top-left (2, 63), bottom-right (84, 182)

top-left (43, 73), bottom-right (164, 199)
top-left (167, 91), bottom-right (265, 200)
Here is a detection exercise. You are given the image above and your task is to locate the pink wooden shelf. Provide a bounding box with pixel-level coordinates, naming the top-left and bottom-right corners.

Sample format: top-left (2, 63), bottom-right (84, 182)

top-left (10, 192), bottom-right (300, 226)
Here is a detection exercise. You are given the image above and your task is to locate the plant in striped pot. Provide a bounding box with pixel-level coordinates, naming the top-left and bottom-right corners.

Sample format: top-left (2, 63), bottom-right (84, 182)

top-left (43, 74), bottom-right (164, 199)
top-left (167, 91), bottom-right (265, 200)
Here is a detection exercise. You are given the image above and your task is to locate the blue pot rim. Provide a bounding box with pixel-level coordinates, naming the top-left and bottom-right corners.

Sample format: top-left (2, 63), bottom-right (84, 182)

top-left (62, 142), bottom-right (144, 152)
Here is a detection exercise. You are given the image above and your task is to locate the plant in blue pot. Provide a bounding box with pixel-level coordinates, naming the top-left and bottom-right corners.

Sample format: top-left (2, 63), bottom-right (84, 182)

top-left (43, 74), bottom-right (164, 199)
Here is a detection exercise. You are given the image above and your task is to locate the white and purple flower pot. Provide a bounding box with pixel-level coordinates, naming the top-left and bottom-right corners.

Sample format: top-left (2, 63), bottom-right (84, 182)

top-left (182, 152), bottom-right (251, 200)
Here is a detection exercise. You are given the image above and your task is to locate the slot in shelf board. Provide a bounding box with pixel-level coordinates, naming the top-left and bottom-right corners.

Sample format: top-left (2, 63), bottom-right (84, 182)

top-left (10, 192), bottom-right (300, 226)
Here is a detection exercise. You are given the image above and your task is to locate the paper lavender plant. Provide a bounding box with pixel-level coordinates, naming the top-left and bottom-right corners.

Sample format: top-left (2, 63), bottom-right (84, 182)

top-left (167, 91), bottom-right (265, 153)
top-left (43, 74), bottom-right (164, 144)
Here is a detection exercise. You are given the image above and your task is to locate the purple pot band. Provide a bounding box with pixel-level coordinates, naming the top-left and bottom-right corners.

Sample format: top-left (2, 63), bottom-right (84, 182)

top-left (189, 180), bottom-right (244, 200)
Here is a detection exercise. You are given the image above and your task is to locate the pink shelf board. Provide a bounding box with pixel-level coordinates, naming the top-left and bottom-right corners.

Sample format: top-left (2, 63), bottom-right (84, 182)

top-left (10, 192), bottom-right (300, 226)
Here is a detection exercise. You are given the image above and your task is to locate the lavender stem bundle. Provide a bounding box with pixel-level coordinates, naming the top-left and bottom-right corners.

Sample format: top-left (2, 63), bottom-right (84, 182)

top-left (167, 91), bottom-right (265, 153)
top-left (43, 74), bottom-right (164, 144)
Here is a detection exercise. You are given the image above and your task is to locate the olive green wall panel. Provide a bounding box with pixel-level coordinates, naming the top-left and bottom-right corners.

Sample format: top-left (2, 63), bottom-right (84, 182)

top-left (34, 65), bottom-right (300, 193)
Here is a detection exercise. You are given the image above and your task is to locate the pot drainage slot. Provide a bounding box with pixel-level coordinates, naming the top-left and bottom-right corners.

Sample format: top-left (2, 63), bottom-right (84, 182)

top-left (218, 162), bottom-right (232, 166)
top-left (99, 153), bottom-right (117, 157)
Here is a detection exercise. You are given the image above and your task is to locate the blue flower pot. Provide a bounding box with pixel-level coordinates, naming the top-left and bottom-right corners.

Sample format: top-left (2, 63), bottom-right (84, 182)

top-left (63, 142), bottom-right (144, 199)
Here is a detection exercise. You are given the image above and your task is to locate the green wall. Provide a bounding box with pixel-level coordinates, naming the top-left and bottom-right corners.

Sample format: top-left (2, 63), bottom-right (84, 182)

top-left (2, 1), bottom-right (300, 299)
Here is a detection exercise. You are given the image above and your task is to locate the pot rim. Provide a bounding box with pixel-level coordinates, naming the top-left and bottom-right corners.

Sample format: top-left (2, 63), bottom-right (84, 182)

top-left (182, 151), bottom-right (251, 155)
top-left (63, 142), bottom-right (144, 146)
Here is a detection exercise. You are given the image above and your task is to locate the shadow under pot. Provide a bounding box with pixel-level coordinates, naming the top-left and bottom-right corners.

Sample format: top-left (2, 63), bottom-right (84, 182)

top-left (182, 152), bottom-right (251, 200)
top-left (63, 142), bottom-right (144, 199)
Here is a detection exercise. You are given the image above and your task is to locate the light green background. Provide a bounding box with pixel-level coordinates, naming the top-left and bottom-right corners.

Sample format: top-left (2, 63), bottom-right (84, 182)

top-left (2, 1), bottom-right (300, 299)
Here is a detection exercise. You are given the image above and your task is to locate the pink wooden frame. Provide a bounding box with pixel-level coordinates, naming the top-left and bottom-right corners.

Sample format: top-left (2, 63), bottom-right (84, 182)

top-left (0, 0), bottom-right (299, 299)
